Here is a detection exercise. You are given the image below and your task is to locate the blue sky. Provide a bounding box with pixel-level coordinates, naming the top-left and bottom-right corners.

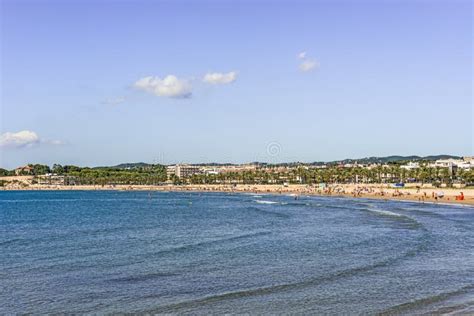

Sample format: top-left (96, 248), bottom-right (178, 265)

top-left (1, 0), bottom-right (472, 168)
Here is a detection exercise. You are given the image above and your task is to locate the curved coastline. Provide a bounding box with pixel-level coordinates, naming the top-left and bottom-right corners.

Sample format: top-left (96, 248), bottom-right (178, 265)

top-left (2, 183), bottom-right (473, 207)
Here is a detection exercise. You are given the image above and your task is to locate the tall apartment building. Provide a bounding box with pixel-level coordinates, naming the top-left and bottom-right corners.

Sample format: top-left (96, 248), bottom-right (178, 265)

top-left (167, 164), bottom-right (201, 178)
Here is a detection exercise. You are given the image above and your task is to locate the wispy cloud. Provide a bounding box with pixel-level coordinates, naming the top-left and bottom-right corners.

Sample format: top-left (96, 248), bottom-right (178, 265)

top-left (0, 130), bottom-right (64, 148)
top-left (203, 71), bottom-right (237, 85)
top-left (102, 96), bottom-right (126, 105)
top-left (299, 59), bottom-right (319, 72)
top-left (133, 75), bottom-right (192, 98)
top-left (297, 51), bottom-right (319, 72)
top-left (45, 139), bottom-right (66, 146)
top-left (297, 51), bottom-right (307, 59)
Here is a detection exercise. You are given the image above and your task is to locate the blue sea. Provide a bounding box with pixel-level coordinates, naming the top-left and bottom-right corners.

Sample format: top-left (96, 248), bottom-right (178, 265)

top-left (1, 191), bottom-right (474, 314)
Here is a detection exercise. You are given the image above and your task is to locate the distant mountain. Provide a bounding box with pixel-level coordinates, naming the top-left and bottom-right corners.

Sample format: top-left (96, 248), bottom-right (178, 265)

top-left (320, 155), bottom-right (461, 166)
top-left (97, 162), bottom-right (154, 169)
top-left (422, 155), bottom-right (462, 161)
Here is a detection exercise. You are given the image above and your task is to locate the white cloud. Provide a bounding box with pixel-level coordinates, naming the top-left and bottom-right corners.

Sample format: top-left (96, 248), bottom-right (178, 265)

top-left (297, 51), bottom-right (320, 72)
top-left (0, 130), bottom-right (63, 148)
top-left (299, 59), bottom-right (319, 72)
top-left (102, 96), bottom-right (126, 105)
top-left (0, 130), bottom-right (39, 148)
top-left (45, 139), bottom-right (66, 146)
top-left (203, 71), bottom-right (237, 85)
top-left (133, 75), bottom-right (192, 98)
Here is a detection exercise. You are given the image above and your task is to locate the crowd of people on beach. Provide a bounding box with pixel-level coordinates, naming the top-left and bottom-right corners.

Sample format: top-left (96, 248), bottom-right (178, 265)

top-left (155, 183), bottom-right (469, 205)
top-left (1, 180), bottom-right (470, 205)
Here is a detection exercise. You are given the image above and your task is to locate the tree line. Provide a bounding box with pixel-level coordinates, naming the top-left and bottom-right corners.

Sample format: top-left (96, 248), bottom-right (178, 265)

top-left (1, 163), bottom-right (473, 186)
top-left (183, 165), bottom-right (474, 186)
top-left (0, 164), bottom-right (168, 185)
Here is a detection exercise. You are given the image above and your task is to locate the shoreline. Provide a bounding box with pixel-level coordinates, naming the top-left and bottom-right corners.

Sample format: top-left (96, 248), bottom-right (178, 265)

top-left (1, 183), bottom-right (473, 207)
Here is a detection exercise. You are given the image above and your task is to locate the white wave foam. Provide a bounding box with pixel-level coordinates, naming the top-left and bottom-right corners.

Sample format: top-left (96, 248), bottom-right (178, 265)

top-left (255, 200), bottom-right (278, 205)
top-left (367, 208), bottom-right (403, 217)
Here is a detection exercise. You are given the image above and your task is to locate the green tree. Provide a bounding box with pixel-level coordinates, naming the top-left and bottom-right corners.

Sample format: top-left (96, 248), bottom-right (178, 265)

top-left (31, 164), bottom-right (51, 175)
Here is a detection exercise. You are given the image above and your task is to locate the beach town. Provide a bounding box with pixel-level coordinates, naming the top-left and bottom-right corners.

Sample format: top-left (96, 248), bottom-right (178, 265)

top-left (2, 156), bottom-right (473, 206)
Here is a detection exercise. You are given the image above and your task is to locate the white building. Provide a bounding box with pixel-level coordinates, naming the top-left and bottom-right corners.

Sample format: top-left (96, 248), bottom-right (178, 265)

top-left (167, 164), bottom-right (201, 178)
top-left (400, 162), bottom-right (420, 170)
top-left (203, 168), bottom-right (219, 175)
top-left (429, 158), bottom-right (472, 170)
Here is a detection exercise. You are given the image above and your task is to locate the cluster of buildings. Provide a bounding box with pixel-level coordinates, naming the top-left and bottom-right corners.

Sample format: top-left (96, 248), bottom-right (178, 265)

top-left (166, 163), bottom-right (260, 179)
top-left (165, 157), bottom-right (474, 179)
top-left (428, 157), bottom-right (474, 169)
top-left (400, 157), bottom-right (474, 171)
top-left (11, 158), bottom-right (474, 182)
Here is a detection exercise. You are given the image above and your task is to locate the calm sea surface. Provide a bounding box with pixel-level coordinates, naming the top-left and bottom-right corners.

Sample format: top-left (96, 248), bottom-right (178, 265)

top-left (1, 191), bottom-right (474, 314)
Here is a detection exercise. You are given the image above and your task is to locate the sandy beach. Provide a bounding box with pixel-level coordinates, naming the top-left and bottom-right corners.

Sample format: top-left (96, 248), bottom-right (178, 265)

top-left (2, 177), bottom-right (473, 206)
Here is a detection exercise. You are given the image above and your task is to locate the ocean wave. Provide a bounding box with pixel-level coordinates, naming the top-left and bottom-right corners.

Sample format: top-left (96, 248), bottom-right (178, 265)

top-left (391, 207), bottom-right (446, 220)
top-left (149, 231), bottom-right (272, 257)
top-left (110, 271), bottom-right (179, 283)
top-left (146, 239), bottom-right (429, 313)
top-left (0, 238), bottom-right (28, 247)
top-left (361, 206), bottom-right (425, 231)
top-left (379, 284), bottom-right (474, 315)
top-left (365, 208), bottom-right (404, 218)
top-left (321, 204), bottom-right (354, 211)
top-left (0, 225), bottom-right (144, 249)
top-left (431, 302), bottom-right (474, 315)
top-left (22, 231), bottom-right (274, 274)
top-left (245, 206), bottom-right (290, 218)
top-left (282, 202), bottom-right (312, 207)
top-left (254, 200), bottom-right (278, 204)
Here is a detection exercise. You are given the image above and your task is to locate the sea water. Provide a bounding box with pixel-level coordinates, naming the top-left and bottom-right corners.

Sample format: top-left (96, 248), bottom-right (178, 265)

top-left (1, 191), bottom-right (473, 314)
